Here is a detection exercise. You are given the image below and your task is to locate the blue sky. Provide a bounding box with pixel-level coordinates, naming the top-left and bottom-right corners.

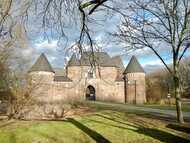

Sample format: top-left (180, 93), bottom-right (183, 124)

top-left (21, 2), bottom-right (189, 73)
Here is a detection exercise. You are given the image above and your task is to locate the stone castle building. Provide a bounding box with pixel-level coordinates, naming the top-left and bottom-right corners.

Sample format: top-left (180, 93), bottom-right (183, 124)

top-left (28, 52), bottom-right (146, 105)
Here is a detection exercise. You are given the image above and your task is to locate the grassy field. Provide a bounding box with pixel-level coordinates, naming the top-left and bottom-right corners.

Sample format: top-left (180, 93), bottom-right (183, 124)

top-left (0, 102), bottom-right (190, 143)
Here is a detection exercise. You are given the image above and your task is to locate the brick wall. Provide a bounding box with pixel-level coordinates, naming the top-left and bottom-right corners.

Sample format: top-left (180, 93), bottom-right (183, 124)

top-left (28, 67), bottom-right (145, 105)
top-left (126, 73), bottom-right (146, 104)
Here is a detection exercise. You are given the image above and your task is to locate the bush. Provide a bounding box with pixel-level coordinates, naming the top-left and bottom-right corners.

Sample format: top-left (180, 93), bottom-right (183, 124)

top-left (159, 98), bottom-right (176, 105)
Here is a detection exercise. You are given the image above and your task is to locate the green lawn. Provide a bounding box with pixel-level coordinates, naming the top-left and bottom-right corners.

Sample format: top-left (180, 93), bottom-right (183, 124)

top-left (0, 103), bottom-right (190, 143)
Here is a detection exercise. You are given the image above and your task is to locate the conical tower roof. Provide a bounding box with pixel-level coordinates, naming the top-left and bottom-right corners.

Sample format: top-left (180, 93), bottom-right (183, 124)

top-left (28, 53), bottom-right (54, 73)
top-left (67, 54), bottom-right (79, 66)
top-left (123, 56), bottom-right (144, 74)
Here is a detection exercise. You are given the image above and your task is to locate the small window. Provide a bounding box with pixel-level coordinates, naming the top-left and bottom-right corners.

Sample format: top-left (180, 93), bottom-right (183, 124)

top-left (88, 71), bottom-right (93, 78)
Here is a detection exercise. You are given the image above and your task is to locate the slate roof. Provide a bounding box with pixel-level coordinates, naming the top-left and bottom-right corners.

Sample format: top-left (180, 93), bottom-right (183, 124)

top-left (29, 52), bottom-right (126, 82)
top-left (53, 68), bottom-right (72, 82)
top-left (123, 56), bottom-right (145, 74)
top-left (28, 53), bottom-right (54, 73)
top-left (54, 76), bottom-right (72, 82)
top-left (67, 54), bottom-right (80, 66)
top-left (54, 68), bottom-right (66, 76)
top-left (111, 56), bottom-right (125, 81)
top-left (111, 56), bottom-right (125, 70)
top-left (67, 52), bottom-right (124, 68)
top-left (67, 52), bottom-right (125, 82)
top-left (80, 52), bottom-right (113, 66)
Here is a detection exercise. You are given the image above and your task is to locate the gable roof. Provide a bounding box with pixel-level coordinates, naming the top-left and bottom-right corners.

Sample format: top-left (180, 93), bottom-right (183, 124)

top-left (80, 52), bottom-right (114, 66)
top-left (28, 53), bottom-right (54, 73)
top-left (54, 68), bottom-right (66, 76)
top-left (67, 52), bottom-right (124, 68)
top-left (54, 76), bottom-right (72, 82)
top-left (123, 56), bottom-right (145, 74)
top-left (80, 52), bottom-right (110, 66)
top-left (67, 54), bottom-right (80, 66)
top-left (111, 56), bottom-right (124, 70)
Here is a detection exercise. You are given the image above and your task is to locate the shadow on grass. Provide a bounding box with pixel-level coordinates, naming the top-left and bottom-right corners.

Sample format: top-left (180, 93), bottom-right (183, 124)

top-left (87, 118), bottom-right (131, 130)
top-left (67, 118), bottom-right (111, 143)
top-left (95, 113), bottom-right (190, 143)
top-left (135, 127), bottom-right (190, 143)
top-left (95, 114), bottom-right (136, 127)
top-left (166, 123), bottom-right (190, 134)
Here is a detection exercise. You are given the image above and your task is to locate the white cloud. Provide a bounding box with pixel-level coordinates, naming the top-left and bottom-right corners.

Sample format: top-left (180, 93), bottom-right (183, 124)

top-left (35, 40), bottom-right (58, 51)
top-left (31, 39), bottom-right (66, 68)
top-left (130, 47), bottom-right (151, 56)
top-left (48, 56), bottom-right (56, 61)
top-left (142, 59), bottom-right (163, 66)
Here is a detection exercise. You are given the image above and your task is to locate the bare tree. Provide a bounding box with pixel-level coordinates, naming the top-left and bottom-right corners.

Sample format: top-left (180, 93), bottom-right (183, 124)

top-left (1, 0), bottom-right (110, 62)
top-left (0, 0), bottom-right (91, 118)
top-left (2, 0), bottom-right (189, 123)
top-left (179, 59), bottom-right (190, 98)
top-left (0, 0), bottom-right (35, 118)
top-left (0, 41), bottom-right (35, 118)
top-left (113, 0), bottom-right (190, 123)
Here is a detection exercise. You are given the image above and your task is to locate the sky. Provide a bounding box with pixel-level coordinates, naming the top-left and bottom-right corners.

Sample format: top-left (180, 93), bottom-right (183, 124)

top-left (19, 1), bottom-right (189, 73)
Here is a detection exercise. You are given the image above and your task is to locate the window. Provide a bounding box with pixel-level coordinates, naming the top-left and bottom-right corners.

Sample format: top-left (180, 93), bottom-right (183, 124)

top-left (88, 71), bottom-right (93, 78)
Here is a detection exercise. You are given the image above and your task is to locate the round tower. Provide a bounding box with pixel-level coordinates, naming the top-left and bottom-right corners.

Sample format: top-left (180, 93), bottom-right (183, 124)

top-left (28, 53), bottom-right (55, 85)
top-left (123, 56), bottom-right (146, 104)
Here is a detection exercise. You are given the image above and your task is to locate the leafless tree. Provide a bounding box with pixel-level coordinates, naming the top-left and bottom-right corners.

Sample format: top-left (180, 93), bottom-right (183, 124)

top-left (0, 44), bottom-right (37, 118)
top-left (179, 59), bottom-right (190, 98)
top-left (1, 0), bottom-right (111, 64)
top-left (0, 0), bottom-right (35, 118)
top-left (0, 0), bottom-right (102, 118)
top-left (2, 0), bottom-right (189, 123)
top-left (113, 0), bottom-right (190, 123)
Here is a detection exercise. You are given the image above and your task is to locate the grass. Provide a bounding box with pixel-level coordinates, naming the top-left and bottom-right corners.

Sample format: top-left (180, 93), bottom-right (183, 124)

top-left (0, 102), bottom-right (190, 143)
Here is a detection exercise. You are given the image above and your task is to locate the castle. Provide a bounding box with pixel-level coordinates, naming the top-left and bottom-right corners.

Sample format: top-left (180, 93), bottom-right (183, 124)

top-left (28, 52), bottom-right (146, 104)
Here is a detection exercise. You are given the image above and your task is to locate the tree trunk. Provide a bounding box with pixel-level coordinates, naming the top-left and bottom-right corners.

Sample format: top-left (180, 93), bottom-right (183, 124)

top-left (7, 93), bottom-right (15, 119)
top-left (123, 74), bottom-right (127, 103)
top-left (173, 66), bottom-right (184, 123)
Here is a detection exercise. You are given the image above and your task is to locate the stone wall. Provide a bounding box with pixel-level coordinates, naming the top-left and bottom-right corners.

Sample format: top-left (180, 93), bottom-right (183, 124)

top-left (28, 66), bottom-right (145, 106)
top-left (67, 66), bottom-right (118, 80)
top-left (67, 66), bottom-right (124, 103)
top-left (28, 71), bottom-right (55, 102)
top-left (94, 80), bottom-right (124, 102)
top-left (28, 71), bottom-right (55, 84)
top-left (52, 81), bottom-right (84, 103)
top-left (25, 57), bottom-right (147, 119)
top-left (126, 73), bottom-right (146, 104)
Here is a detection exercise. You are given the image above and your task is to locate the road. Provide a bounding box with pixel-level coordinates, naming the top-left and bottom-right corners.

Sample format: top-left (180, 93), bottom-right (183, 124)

top-left (93, 101), bottom-right (190, 118)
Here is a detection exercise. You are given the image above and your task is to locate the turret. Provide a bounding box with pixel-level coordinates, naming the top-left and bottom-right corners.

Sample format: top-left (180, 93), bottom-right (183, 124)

top-left (28, 53), bottom-right (55, 84)
top-left (66, 54), bottom-right (81, 80)
top-left (123, 56), bottom-right (146, 104)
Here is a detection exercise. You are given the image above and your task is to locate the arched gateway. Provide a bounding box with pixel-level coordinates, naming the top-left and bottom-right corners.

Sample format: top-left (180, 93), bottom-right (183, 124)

top-left (86, 85), bottom-right (96, 101)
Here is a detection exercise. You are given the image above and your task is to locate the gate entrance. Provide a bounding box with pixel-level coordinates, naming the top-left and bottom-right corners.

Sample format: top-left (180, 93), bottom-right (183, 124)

top-left (86, 85), bottom-right (96, 101)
